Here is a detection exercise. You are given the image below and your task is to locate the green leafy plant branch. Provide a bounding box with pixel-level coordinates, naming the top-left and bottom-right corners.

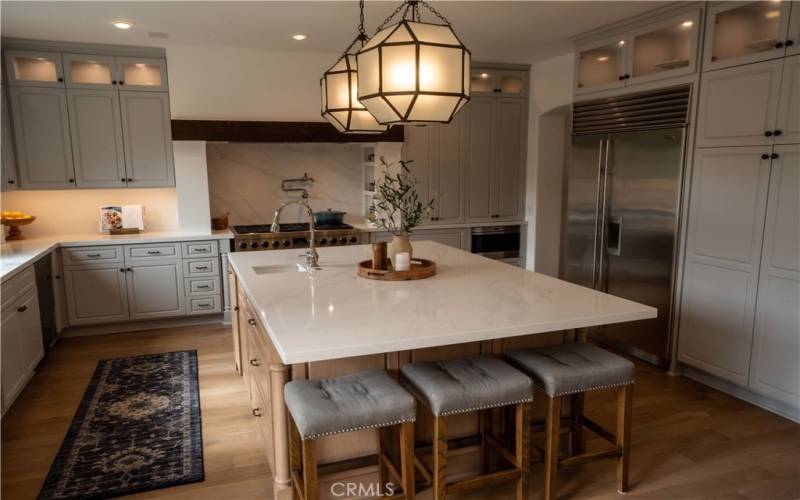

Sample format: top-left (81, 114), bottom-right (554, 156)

top-left (368, 157), bottom-right (434, 235)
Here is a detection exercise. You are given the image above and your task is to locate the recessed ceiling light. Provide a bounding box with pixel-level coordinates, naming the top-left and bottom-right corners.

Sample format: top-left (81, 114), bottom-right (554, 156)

top-left (292, 34), bottom-right (307, 41)
top-left (113, 20), bottom-right (133, 30)
top-left (618, 40), bottom-right (625, 46)
top-left (597, 56), bottom-right (609, 62)
top-left (765, 10), bottom-right (780, 19)
top-left (681, 20), bottom-right (693, 28)
top-left (480, 72), bottom-right (490, 79)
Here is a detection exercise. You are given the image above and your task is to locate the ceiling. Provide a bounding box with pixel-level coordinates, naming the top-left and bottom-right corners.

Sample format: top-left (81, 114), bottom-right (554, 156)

top-left (1, 1), bottom-right (668, 63)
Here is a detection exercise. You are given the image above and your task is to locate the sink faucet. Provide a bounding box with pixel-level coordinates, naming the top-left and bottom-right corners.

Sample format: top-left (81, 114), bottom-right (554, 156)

top-left (270, 200), bottom-right (320, 269)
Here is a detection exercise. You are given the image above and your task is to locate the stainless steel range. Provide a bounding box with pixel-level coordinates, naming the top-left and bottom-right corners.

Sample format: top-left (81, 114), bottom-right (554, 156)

top-left (232, 223), bottom-right (361, 251)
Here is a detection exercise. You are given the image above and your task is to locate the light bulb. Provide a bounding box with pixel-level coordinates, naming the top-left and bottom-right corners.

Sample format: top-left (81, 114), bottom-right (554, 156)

top-left (292, 34), bottom-right (307, 41)
top-left (597, 56), bottom-right (609, 62)
top-left (681, 20), bottom-right (693, 28)
top-left (113, 21), bottom-right (133, 30)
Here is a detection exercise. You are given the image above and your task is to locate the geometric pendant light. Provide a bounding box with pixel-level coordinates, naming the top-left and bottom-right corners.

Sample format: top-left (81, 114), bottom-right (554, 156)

top-left (320, 0), bottom-right (388, 133)
top-left (356, 0), bottom-right (471, 125)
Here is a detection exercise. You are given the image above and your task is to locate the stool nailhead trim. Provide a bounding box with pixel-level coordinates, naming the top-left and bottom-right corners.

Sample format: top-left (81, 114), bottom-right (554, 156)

top-left (539, 379), bottom-right (634, 398)
top-left (301, 417), bottom-right (416, 440)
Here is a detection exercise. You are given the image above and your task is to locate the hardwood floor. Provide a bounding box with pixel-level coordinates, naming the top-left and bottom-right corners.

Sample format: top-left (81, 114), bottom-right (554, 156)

top-left (2, 325), bottom-right (799, 499)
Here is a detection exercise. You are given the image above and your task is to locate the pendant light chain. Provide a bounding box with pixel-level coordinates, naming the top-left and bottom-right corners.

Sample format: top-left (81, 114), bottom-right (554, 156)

top-left (374, 0), bottom-right (452, 31)
top-left (420, 1), bottom-right (450, 25)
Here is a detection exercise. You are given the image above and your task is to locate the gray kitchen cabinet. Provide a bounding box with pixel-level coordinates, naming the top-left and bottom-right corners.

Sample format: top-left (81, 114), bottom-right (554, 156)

top-left (3, 50), bottom-right (64, 88)
top-left (1, 273), bottom-right (44, 414)
top-left (748, 144), bottom-right (799, 408)
top-left (775, 55), bottom-right (800, 144)
top-left (402, 124), bottom-right (433, 222)
top-left (119, 91), bottom-right (175, 187)
top-left (8, 86), bottom-right (76, 188)
top-left (63, 264), bottom-right (129, 325)
top-left (116, 57), bottom-right (169, 92)
top-left (788, 2), bottom-right (800, 57)
top-left (430, 112), bottom-right (465, 223)
top-left (126, 261), bottom-right (185, 320)
top-left (678, 146), bottom-right (772, 386)
top-left (63, 53), bottom-right (117, 90)
top-left (464, 97), bottom-right (494, 221)
top-left (493, 98), bottom-right (526, 221)
top-left (369, 228), bottom-right (469, 250)
top-left (66, 89), bottom-right (126, 188)
top-left (695, 58), bottom-right (784, 148)
top-left (470, 68), bottom-right (528, 97)
top-left (1, 84), bottom-right (19, 191)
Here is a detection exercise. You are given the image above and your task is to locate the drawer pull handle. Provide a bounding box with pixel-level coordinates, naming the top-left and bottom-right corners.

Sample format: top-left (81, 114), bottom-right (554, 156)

top-left (147, 250), bottom-right (162, 255)
top-left (197, 303), bottom-right (213, 309)
top-left (248, 318), bottom-right (257, 326)
top-left (233, 305), bottom-right (240, 312)
top-left (195, 266), bottom-right (210, 271)
top-left (87, 253), bottom-right (101, 258)
top-left (250, 358), bottom-right (261, 366)
top-left (193, 248), bottom-right (210, 252)
top-left (17, 305), bottom-right (27, 313)
top-left (252, 408), bottom-right (262, 417)
top-left (197, 285), bottom-right (211, 290)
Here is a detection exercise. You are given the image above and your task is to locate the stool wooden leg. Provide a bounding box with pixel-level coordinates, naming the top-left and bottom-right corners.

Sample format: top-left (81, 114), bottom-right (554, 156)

top-left (616, 385), bottom-right (633, 493)
top-left (302, 439), bottom-right (318, 500)
top-left (571, 393), bottom-right (585, 455)
top-left (544, 395), bottom-right (562, 500)
top-left (433, 415), bottom-right (448, 500)
top-left (376, 427), bottom-right (390, 493)
top-left (515, 402), bottom-right (532, 500)
top-left (399, 421), bottom-right (416, 500)
top-left (289, 415), bottom-right (303, 500)
top-left (479, 409), bottom-right (492, 473)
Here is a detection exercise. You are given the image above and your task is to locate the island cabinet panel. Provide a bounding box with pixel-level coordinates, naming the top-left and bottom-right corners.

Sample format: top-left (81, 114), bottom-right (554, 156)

top-left (8, 86), bottom-right (75, 189)
top-left (228, 263), bottom-right (242, 375)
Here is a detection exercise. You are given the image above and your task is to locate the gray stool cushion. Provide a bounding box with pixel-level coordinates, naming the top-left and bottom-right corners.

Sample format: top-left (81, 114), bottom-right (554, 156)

top-left (400, 355), bottom-right (533, 417)
top-left (284, 369), bottom-right (416, 440)
top-left (505, 343), bottom-right (635, 397)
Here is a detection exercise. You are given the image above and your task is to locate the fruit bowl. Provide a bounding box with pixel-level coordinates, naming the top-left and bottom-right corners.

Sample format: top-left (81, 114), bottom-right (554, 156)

top-left (1, 214), bottom-right (36, 240)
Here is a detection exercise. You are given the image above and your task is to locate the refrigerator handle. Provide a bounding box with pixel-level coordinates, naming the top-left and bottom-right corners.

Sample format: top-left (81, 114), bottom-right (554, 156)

top-left (597, 138), bottom-right (612, 291)
top-left (591, 139), bottom-right (606, 289)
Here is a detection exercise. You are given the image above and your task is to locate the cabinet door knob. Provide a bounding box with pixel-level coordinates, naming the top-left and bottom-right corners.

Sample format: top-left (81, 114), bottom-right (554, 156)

top-left (252, 408), bottom-right (262, 417)
top-left (8, 180), bottom-right (14, 184)
top-left (764, 130), bottom-right (773, 137)
top-left (775, 41), bottom-right (784, 49)
top-left (774, 129), bottom-right (782, 136)
top-left (624, 74), bottom-right (631, 79)
top-left (761, 153), bottom-right (770, 160)
top-left (248, 318), bottom-right (257, 326)
top-left (57, 77), bottom-right (63, 82)
top-left (771, 153), bottom-right (779, 159)
top-left (250, 358), bottom-right (260, 367)
top-left (112, 80), bottom-right (117, 84)
top-left (119, 268), bottom-right (126, 272)
top-left (126, 267), bottom-right (132, 272)
top-left (127, 178), bottom-right (133, 182)
top-left (233, 305), bottom-right (240, 312)
top-left (16, 305), bottom-right (27, 313)
top-left (786, 40), bottom-right (795, 47)
top-left (119, 81), bottom-right (125, 85)
top-left (121, 178), bottom-right (127, 182)
top-left (69, 178), bottom-right (75, 183)
top-left (618, 75), bottom-right (625, 81)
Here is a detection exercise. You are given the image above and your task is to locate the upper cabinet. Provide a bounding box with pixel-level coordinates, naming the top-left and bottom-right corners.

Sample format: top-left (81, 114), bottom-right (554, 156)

top-left (703, 1), bottom-right (793, 71)
top-left (4, 50), bottom-right (64, 87)
top-left (575, 9), bottom-right (701, 95)
top-left (470, 68), bottom-right (528, 97)
top-left (2, 40), bottom-right (174, 189)
top-left (788, 1), bottom-right (800, 56)
top-left (1, 85), bottom-right (19, 191)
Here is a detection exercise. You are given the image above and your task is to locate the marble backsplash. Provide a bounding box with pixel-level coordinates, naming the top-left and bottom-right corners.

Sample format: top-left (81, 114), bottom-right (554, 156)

top-left (206, 143), bottom-right (366, 225)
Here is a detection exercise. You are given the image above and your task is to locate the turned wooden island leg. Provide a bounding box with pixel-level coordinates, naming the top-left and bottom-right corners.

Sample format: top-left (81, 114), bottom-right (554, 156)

top-left (271, 363), bottom-right (291, 486)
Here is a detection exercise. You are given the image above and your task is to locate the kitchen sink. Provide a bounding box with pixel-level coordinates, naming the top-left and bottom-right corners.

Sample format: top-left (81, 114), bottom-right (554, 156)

top-left (252, 262), bottom-right (310, 274)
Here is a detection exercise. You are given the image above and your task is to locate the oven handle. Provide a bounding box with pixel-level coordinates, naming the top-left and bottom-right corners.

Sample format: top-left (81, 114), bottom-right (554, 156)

top-left (474, 251), bottom-right (520, 260)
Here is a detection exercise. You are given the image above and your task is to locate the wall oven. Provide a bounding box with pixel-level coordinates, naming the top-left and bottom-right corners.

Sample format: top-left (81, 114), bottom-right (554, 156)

top-left (471, 226), bottom-right (521, 267)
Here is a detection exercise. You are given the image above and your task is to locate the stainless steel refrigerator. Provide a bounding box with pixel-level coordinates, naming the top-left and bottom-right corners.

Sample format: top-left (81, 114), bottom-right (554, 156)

top-left (562, 85), bottom-right (690, 366)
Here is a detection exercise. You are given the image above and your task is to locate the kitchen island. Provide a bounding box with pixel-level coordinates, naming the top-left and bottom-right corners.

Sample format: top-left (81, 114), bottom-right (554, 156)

top-left (227, 241), bottom-right (655, 496)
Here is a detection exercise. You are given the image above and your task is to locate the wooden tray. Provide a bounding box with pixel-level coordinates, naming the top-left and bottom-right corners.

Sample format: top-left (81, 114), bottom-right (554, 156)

top-left (357, 258), bottom-right (436, 281)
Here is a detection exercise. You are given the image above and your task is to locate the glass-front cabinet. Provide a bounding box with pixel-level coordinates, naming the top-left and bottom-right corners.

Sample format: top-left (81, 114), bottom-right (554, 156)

top-left (62, 55), bottom-right (168, 91)
top-left (575, 36), bottom-right (629, 94)
top-left (788, 1), bottom-right (800, 56)
top-left (628, 10), bottom-right (701, 85)
top-left (470, 68), bottom-right (528, 96)
top-left (704, 1), bottom-right (793, 71)
top-left (3, 51), bottom-right (64, 87)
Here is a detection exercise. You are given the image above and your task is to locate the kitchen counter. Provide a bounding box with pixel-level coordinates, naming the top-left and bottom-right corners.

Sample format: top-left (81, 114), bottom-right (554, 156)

top-left (228, 241), bottom-right (656, 364)
top-left (0, 229), bottom-right (233, 283)
top-left (348, 219), bottom-right (526, 233)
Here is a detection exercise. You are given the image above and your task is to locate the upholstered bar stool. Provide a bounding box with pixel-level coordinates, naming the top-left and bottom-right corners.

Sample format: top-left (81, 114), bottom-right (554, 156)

top-left (284, 369), bottom-right (417, 500)
top-left (400, 355), bottom-right (533, 500)
top-left (505, 342), bottom-right (635, 500)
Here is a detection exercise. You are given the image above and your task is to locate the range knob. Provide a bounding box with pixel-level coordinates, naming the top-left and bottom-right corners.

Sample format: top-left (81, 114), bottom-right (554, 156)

top-left (249, 241), bottom-right (259, 249)
top-left (271, 240), bottom-right (281, 248)
top-left (319, 238), bottom-right (328, 245)
top-left (339, 237), bottom-right (348, 244)
top-left (282, 240), bottom-right (291, 247)
top-left (260, 241), bottom-right (270, 248)
top-left (349, 236), bottom-right (358, 243)
top-left (238, 242), bottom-right (248, 250)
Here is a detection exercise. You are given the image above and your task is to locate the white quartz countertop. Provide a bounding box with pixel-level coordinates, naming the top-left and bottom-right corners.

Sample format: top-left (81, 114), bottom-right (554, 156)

top-left (1, 229), bottom-right (233, 283)
top-left (228, 241), bottom-right (657, 365)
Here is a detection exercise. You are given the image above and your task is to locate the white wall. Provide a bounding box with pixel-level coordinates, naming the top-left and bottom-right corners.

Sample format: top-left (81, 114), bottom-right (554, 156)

top-left (0, 188), bottom-right (178, 238)
top-left (524, 53), bottom-right (574, 274)
top-left (165, 43), bottom-right (339, 121)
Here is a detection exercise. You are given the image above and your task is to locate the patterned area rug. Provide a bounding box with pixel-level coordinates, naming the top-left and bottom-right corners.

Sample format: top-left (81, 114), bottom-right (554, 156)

top-left (38, 350), bottom-right (204, 500)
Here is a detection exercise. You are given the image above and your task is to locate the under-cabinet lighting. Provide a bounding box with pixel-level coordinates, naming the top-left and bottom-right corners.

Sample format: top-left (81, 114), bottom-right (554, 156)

top-left (113, 20), bottom-right (133, 30)
top-left (292, 34), bottom-right (307, 41)
top-left (480, 72), bottom-right (490, 79)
